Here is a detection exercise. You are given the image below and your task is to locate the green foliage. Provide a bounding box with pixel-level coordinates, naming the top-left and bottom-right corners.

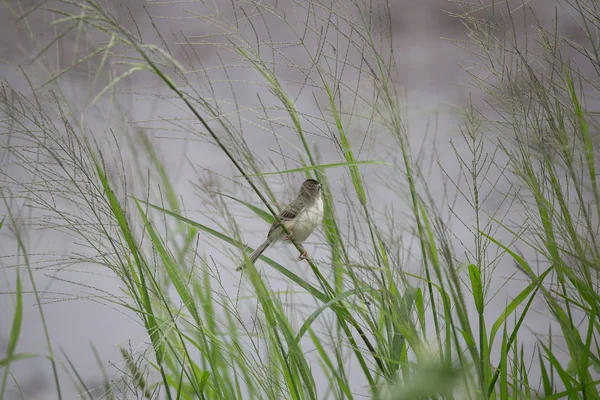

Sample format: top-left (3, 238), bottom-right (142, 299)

top-left (1, 0), bottom-right (599, 399)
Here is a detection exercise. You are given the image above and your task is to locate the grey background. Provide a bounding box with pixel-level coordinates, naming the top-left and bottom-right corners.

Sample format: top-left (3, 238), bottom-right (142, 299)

top-left (0, 0), bottom-right (575, 398)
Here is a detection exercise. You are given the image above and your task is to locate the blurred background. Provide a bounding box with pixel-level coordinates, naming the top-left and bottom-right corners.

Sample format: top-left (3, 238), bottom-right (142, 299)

top-left (0, 0), bottom-right (585, 398)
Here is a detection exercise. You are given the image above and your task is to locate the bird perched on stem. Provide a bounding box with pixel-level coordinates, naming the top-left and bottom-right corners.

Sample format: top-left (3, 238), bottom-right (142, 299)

top-left (237, 179), bottom-right (323, 270)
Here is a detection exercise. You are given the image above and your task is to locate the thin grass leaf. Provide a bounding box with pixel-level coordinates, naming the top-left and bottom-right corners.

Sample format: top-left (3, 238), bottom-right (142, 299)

top-left (138, 199), bottom-right (330, 302)
top-left (499, 325), bottom-right (508, 399)
top-left (542, 379), bottom-right (600, 400)
top-left (0, 353), bottom-right (42, 367)
top-left (61, 348), bottom-right (94, 400)
top-left (218, 192), bottom-right (275, 224)
top-left (488, 266), bottom-right (552, 347)
top-left (134, 199), bottom-right (201, 326)
top-left (95, 164), bottom-right (165, 361)
top-left (0, 268), bottom-right (23, 389)
top-left (540, 342), bottom-right (578, 400)
top-left (294, 287), bottom-right (376, 344)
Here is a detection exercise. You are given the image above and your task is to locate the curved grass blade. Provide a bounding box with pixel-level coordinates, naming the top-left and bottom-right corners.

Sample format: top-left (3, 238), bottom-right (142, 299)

top-left (137, 199), bottom-right (330, 303)
top-left (218, 192), bottom-right (274, 224)
top-left (0, 268), bottom-right (24, 398)
top-left (294, 287), bottom-right (376, 344)
top-left (134, 199), bottom-right (201, 326)
top-left (0, 353), bottom-right (42, 367)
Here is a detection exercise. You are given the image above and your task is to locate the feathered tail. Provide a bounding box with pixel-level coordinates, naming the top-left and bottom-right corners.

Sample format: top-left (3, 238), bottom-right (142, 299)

top-left (237, 239), bottom-right (272, 271)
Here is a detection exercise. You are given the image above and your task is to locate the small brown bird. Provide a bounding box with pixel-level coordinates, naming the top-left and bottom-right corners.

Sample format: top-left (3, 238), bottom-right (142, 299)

top-left (237, 179), bottom-right (323, 270)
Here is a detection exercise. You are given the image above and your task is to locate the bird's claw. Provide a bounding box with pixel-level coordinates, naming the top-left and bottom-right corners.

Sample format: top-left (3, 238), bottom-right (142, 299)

top-left (284, 234), bottom-right (294, 241)
top-left (297, 250), bottom-right (309, 261)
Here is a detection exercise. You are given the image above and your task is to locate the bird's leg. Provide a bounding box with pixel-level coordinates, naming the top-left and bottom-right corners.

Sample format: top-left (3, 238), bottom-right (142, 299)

top-left (283, 232), bottom-right (294, 241)
top-left (297, 249), bottom-right (308, 261)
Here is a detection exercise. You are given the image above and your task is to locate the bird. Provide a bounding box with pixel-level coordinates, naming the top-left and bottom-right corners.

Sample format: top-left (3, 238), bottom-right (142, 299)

top-left (237, 179), bottom-right (324, 270)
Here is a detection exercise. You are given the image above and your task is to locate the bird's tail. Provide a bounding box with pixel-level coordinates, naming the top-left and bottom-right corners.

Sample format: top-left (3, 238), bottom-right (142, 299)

top-left (237, 239), bottom-right (272, 271)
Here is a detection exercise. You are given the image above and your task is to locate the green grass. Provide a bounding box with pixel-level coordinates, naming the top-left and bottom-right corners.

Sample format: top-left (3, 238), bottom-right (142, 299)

top-left (1, 0), bottom-right (599, 399)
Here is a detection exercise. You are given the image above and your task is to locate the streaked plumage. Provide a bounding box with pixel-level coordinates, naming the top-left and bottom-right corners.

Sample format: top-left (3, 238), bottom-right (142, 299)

top-left (237, 179), bottom-right (323, 270)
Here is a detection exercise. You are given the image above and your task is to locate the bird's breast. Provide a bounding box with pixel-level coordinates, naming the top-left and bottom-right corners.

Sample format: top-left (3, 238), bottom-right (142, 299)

top-left (293, 197), bottom-right (324, 242)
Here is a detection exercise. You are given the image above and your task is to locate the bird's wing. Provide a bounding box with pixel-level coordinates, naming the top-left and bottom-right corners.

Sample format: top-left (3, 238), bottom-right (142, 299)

top-left (267, 200), bottom-right (301, 238)
top-left (278, 205), bottom-right (300, 221)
